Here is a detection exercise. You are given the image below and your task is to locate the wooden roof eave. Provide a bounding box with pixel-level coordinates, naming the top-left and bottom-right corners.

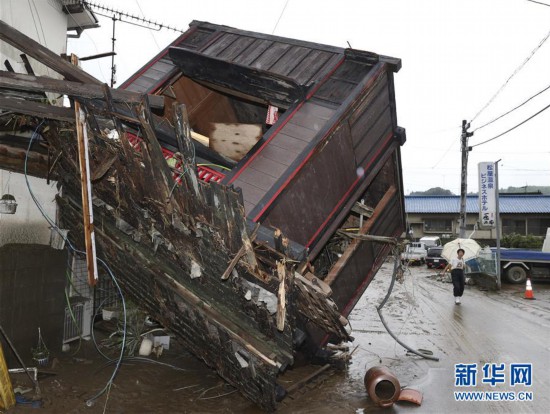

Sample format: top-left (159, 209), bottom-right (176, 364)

top-left (168, 47), bottom-right (307, 108)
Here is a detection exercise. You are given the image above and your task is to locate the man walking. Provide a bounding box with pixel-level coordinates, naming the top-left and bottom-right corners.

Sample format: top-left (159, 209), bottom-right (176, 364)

top-left (445, 248), bottom-right (466, 305)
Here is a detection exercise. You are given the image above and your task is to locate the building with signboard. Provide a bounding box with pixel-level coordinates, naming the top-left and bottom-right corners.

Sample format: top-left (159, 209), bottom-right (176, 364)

top-left (405, 194), bottom-right (550, 241)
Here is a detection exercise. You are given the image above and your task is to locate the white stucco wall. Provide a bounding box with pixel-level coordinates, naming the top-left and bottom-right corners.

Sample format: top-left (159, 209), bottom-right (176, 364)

top-left (0, 0), bottom-right (68, 246)
top-left (0, 0), bottom-right (68, 78)
top-left (0, 171), bottom-right (58, 246)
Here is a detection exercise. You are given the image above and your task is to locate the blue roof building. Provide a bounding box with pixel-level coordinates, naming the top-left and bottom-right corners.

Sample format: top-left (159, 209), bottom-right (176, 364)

top-left (404, 195), bottom-right (550, 240)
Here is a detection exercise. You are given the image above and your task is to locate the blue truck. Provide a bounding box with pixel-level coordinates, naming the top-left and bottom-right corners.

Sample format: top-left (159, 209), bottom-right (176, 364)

top-left (498, 248), bottom-right (550, 283)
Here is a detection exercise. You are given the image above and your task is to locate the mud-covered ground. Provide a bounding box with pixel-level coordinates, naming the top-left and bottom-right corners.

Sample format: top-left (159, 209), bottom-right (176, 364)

top-left (7, 262), bottom-right (550, 413)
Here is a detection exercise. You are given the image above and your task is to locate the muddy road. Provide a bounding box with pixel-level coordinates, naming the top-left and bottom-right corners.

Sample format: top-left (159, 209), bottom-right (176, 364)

top-left (8, 262), bottom-right (550, 413)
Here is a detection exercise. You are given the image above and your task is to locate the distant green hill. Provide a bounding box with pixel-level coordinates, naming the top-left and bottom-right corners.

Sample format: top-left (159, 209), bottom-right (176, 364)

top-left (500, 186), bottom-right (550, 195)
top-left (413, 186), bottom-right (550, 196)
top-left (410, 187), bottom-right (455, 196)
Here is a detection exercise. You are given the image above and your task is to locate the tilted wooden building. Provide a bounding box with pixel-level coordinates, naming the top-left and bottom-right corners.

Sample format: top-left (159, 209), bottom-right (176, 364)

top-left (0, 20), bottom-right (406, 410)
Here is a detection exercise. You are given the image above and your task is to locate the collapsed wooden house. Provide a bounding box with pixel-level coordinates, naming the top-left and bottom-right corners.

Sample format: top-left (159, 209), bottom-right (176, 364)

top-left (0, 20), bottom-right (406, 410)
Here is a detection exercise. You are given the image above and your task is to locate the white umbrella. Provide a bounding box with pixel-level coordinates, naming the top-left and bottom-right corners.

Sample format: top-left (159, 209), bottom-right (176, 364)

top-left (441, 238), bottom-right (481, 261)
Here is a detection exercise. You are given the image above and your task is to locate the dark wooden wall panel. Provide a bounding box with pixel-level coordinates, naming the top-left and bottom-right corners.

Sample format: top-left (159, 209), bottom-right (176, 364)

top-left (231, 102), bottom-right (334, 215)
top-left (262, 123), bottom-right (357, 246)
top-left (353, 107), bottom-right (393, 167)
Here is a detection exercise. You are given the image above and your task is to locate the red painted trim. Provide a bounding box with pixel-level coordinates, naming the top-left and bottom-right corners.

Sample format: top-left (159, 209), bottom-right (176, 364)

top-left (304, 131), bottom-right (394, 247)
top-left (119, 27), bottom-right (198, 90)
top-left (252, 63), bottom-right (387, 224)
top-left (226, 56), bottom-right (345, 186)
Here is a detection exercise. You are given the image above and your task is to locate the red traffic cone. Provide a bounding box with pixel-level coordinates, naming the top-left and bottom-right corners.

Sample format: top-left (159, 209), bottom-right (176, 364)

top-left (524, 278), bottom-right (535, 300)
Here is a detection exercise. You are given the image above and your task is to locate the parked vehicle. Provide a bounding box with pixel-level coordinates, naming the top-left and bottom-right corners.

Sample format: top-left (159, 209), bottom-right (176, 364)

top-left (491, 229), bottom-right (550, 284)
top-left (401, 242), bottom-right (427, 265)
top-left (419, 236), bottom-right (442, 249)
top-left (425, 246), bottom-right (448, 269)
top-left (496, 249), bottom-right (550, 284)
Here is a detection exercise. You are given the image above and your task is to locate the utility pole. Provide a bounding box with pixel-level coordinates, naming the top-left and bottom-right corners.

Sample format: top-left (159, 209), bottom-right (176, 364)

top-left (495, 159), bottom-right (502, 290)
top-left (459, 120), bottom-right (473, 238)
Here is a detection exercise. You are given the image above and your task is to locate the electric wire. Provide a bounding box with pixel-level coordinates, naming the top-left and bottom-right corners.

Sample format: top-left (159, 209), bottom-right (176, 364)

top-left (526, 0), bottom-right (550, 7)
top-left (471, 102), bottom-right (550, 148)
top-left (64, 7), bottom-right (110, 83)
top-left (272, 0), bottom-right (290, 34)
top-left (24, 121), bottom-right (127, 407)
top-left (470, 26), bottom-right (550, 123)
top-left (473, 82), bottom-right (550, 132)
top-left (431, 139), bottom-right (458, 169)
top-left (134, 0), bottom-right (161, 49)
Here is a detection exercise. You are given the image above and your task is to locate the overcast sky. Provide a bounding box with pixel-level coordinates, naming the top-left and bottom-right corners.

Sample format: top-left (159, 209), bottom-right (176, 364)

top-left (67, 0), bottom-right (550, 194)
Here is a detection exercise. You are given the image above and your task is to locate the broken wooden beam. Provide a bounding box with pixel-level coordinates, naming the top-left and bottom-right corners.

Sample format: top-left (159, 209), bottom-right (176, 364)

top-left (0, 71), bottom-right (164, 109)
top-left (276, 260), bottom-right (286, 332)
top-left (0, 96), bottom-right (73, 122)
top-left (285, 364), bottom-right (332, 394)
top-left (0, 19), bottom-right (99, 84)
top-left (221, 223), bottom-right (260, 280)
top-left (0, 135), bottom-right (51, 179)
top-left (72, 55), bottom-right (98, 287)
top-left (325, 186), bottom-right (397, 286)
top-left (351, 201), bottom-right (375, 217)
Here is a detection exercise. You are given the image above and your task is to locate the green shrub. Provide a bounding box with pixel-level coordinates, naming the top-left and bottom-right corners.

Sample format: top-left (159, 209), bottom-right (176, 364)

top-left (501, 233), bottom-right (544, 249)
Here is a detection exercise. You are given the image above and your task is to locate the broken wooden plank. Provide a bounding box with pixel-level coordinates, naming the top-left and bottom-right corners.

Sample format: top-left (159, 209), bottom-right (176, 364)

top-left (0, 71), bottom-right (164, 109)
top-left (0, 19), bottom-right (99, 84)
top-left (351, 201), bottom-right (375, 217)
top-left (19, 54), bottom-right (34, 75)
top-left (324, 185), bottom-right (397, 286)
top-left (0, 136), bottom-right (50, 178)
top-left (3, 59), bottom-right (14, 72)
top-left (276, 260), bottom-right (286, 332)
top-left (168, 47), bottom-right (307, 108)
top-left (91, 154), bottom-right (117, 181)
top-left (74, 104), bottom-right (98, 286)
top-left (285, 364), bottom-right (332, 394)
top-left (0, 96), bottom-right (73, 121)
top-left (220, 223), bottom-right (260, 280)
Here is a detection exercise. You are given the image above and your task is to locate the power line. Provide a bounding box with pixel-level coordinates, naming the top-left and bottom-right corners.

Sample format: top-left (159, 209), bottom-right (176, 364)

top-left (473, 82), bottom-right (550, 131)
top-left (134, 0), bottom-right (160, 49)
top-left (526, 0), bottom-right (550, 7)
top-left (431, 139), bottom-right (458, 169)
top-left (272, 0), bottom-right (290, 34)
top-left (471, 102), bottom-right (550, 147)
top-left (470, 26), bottom-right (550, 123)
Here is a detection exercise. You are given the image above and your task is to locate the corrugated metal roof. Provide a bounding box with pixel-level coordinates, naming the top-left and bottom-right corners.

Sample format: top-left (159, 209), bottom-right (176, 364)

top-left (405, 195), bottom-right (550, 214)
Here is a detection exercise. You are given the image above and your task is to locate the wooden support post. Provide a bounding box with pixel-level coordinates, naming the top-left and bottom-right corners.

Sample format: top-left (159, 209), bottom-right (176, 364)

top-left (276, 260), bottom-right (286, 332)
top-left (73, 55), bottom-right (98, 286)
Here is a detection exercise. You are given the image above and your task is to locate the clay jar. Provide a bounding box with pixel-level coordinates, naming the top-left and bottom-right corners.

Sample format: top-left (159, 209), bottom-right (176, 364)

top-left (364, 366), bottom-right (401, 408)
